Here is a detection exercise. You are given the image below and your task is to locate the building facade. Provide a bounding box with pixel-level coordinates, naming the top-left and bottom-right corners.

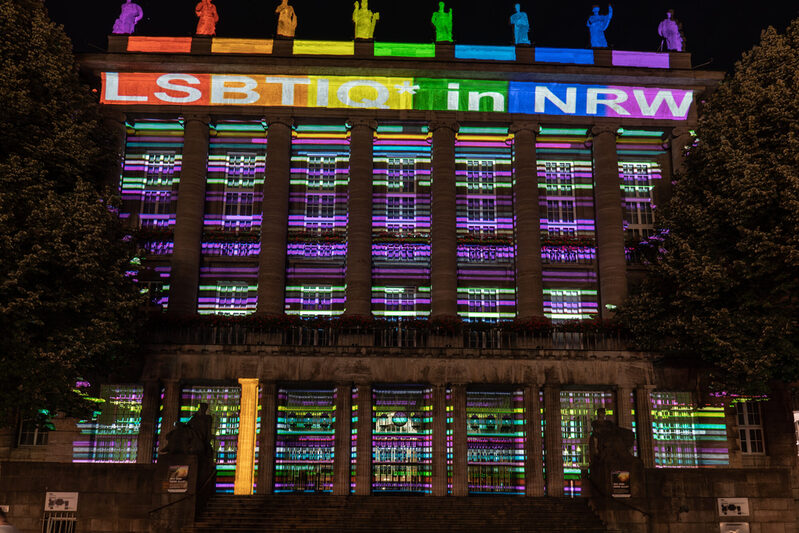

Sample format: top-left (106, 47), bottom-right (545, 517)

top-left (2, 34), bottom-right (798, 533)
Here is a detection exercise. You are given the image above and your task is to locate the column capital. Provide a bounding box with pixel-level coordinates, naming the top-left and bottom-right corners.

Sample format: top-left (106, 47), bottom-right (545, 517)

top-left (670, 126), bottom-right (693, 139)
top-left (264, 115), bottom-right (294, 129)
top-left (101, 107), bottom-right (126, 124)
top-left (347, 118), bottom-right (379, 131)
top-left (590, 124), bottom-right (621, 138)
top-left (181, 113), bottom-right (211, 126)
top-left (238, 378), bottom-right (260, 387)
top-left (428, 120), bottom-right (460, 133)
top-left (510, 121), bottom-right (540, 135)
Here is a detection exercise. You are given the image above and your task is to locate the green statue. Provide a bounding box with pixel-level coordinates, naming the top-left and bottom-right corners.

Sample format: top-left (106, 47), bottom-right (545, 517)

top-left (353, 0), bottom-right (379, 40)
top-left (431, 1), bottom-right (453, 42)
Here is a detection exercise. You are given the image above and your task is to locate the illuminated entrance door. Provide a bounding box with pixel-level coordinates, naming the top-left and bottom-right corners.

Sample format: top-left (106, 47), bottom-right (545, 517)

top-left (372, 385), bottom-right (433, 493)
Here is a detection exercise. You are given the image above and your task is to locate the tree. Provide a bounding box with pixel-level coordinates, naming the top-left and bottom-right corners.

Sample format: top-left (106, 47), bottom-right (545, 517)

top-left (617, 19), bottom-right (799, 394)
top-left (0, 0), bottom-right (145, 427)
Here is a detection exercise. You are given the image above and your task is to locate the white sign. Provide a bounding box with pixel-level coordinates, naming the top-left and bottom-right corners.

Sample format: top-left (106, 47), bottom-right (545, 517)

top-left (45, 492), bottom-right (78, 511)
top-left (720, 523), bottom-right (750, 533)
top-left (718, 498), bottom-right (750, 517)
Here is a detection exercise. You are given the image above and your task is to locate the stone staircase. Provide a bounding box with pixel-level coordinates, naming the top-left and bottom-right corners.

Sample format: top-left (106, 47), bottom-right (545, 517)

top-left (184, 494), bottom-right (609, 532)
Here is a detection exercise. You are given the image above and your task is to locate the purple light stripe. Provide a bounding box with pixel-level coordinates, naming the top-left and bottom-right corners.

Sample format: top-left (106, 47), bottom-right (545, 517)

top-left (612, 50), bottom-right (670, 69)
top-left (372, 268), bottom-right (431, 275)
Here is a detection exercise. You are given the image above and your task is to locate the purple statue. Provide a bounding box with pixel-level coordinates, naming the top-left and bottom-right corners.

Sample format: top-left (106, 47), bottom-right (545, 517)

top-left (658, 10), bottom-right (684, 52)
top-left (112, 0), bottom-right (143, 35)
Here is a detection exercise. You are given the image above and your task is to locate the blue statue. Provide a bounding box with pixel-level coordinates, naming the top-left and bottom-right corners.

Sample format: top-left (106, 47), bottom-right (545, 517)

top-left (587, 4), bottom-right (613, 48)
top-left (510, 4), bottom-right (530, 45)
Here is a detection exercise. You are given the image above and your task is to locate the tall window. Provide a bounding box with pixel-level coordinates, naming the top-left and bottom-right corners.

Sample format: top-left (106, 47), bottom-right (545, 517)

top-left (216, 282), bottom-right (250, 314)
top-left (549, 290), bottom-right (580, 317)
top-left (141, 191), bottom-right (172, 215)
top-left (225, 153), bottom-right (257, 188)
top-left (467, 288), bottom-right (499, 315)
top-left (467, 160), bottom-right (495, 192)
top-left (18, 419), bottom-right (49, 446)
top-left (621, 162), bottom-right (656, 240)
top-left (386, 158), bottom-right (416, 232)
top-left (544, 161), bottom-right (574, 195)
top-left (307, 156), bottom-right (337, 190)
top-left (543, 161), bottom-right (577, 235)
top-left (145, 151), bottom-right (176, 186)
top-left (387, 158), bottom-right (415, 192)
top-left (385, 287), bottom-right (415, 314)
top-left (466, 198), bottom-right (496, 233)
top-left (737, 401), bottom-right (765, 454)
top-left (302, 286), bottom-right (332, 312)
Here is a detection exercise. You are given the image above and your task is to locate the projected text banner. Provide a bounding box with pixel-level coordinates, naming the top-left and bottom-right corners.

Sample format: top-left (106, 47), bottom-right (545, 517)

top-left (102, 72), bottom-right (694, 120)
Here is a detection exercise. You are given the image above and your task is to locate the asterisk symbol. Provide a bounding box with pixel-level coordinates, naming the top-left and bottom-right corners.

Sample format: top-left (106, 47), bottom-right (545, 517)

top-left (395, 81), bottom-right (420, 95)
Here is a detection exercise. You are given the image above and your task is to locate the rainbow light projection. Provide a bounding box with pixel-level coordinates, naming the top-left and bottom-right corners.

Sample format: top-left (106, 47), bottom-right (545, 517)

top-left (122, 120), bottom-right (184, 308)
top-left (650, 392), bottom-right (729, 467)
top-left (274, 388), bottom-right (335, 493)
top-left (466, 390), bottom-right (525, 495)
top-left (73, 385), bottom-right (143, 463)
top-left (560, 391), bottom-right (615, 497)
top-left (616, 130), bottom-right (666, 251)
top-left (350, 387), bottom-right (359, 493)
top-left (456, 128), bottom-right (516, 321)
top-left (536, 128), bottom-right (599, 320)
top-left (446, 389), bottom-right (453, 493)
top-left (285, 125), bottom-right (349, 316)
top-left (372, 386), bottom-right (433, 493)
top-left (180, 386), bottom-right (241, 493)
top-left (372, 124), bottom-right (432, 317)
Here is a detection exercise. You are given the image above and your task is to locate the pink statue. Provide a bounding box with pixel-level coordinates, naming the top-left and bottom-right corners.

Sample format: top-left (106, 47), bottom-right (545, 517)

top-left (195, 0), bottom-right (219, 36)
top-left (658, 10), bottom-right (684, 52)
top-left (112, 0), bottom-right (143, 35)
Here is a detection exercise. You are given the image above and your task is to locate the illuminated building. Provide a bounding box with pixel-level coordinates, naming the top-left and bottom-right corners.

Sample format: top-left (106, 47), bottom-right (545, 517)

top-left (2, 34), bottom-right (797, 533)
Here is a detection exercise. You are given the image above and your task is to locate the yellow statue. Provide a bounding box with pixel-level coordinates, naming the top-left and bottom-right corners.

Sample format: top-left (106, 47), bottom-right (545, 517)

top-left (275, 0), bottom-right (297, 38)
top-left (353, 0), bottom-right (379, 40)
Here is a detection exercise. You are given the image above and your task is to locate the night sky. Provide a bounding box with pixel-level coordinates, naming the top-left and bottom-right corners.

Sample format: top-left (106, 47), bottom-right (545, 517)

top-left (46, 0), bottom-right (798, 72)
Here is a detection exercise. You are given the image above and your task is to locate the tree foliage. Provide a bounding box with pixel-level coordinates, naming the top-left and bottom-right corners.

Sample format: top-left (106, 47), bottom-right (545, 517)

top-left (0, 0), bottom-right (145, 427)
top-left (617, 19), bottom-right (799, 393)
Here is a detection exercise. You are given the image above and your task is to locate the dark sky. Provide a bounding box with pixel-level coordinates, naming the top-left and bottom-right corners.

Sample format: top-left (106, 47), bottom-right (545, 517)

top-left (46, 0), bottom-right (798, 72)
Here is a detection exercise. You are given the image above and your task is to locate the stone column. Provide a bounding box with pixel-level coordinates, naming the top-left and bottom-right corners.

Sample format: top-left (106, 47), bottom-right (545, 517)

top-left (431, 384), bottom-right (449, 496)
top-left (724, 401), bottom-right (743, 468)
top-left (451, 384), bottom-right (468, 496)
top-left (168, 115), bottom-right (210, 315)
top-left (543, 384), bottom-right (564, 496)
top-left (512, 123), bottom-right (544, 318)
top-left (524, 385), bottom-right (545, 497)
top-left (659, 127), bottom-right (693, 206)
top-left (256, 382), bottom-right (277, 494)
top-left (256, 117), bottom-right (293, 315)
top-left (158, 379), bottom-right (181, 451)
top-left (333, 383), bottom-right (353, 495)
top-left (345, 119), bottom-right (377, 317)
top-left (616, 387), bottom-right (633, 430)
top-left (136, 381), bottom-right (160, 464)
top-left (591, 125), bottom-right (627, 318)
top-left (430, 120), bottom-right (459, 318)
top-left (101, 108), bottom-right (127, 192)
top-left (355, 384), bottom-right (372, 495)
top-left (634, 386), bottom-right (655, 468)
top-left (761, 385), bottom-right (798, 469)
top-left (234, 378), bottom-right (259, 495)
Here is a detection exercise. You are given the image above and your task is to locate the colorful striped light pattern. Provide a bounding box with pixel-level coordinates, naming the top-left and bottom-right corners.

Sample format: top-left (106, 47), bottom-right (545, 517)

top-left (372, 386), bottom-right (433, 493)
top-left (466, 390), bottom-right (525, 495)
top-left (560, 391), bottom-right (615, 497)
top-left (180, 386), bottom-right (241, 493)
top-left (285, 125), bottom-right (350, 317)
top-left (456, 128), bottom-right (516, 321)
top-left (73, 385), bottom-right (143, 463)
top-left (650, 392), bottom-right (730, 467)
top-left (616, 131), bottom-right (666, 245)
top-left (275, 388), bottom-right (336, 493)
top-left (372, 124), bottom-right (432, 317)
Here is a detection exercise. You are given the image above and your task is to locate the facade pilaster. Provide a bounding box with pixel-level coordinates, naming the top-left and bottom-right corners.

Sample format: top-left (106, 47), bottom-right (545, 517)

top-left (524, 384), bottom-right (545, 497)
top-left (658, 126), bottom-right (693, 206)
top-left (451, 384), bottom-right (468, 496)
top-left (234, 378), bottom-right (259, 495)
top-left (430, 120), bottom-right (459, 318)
top-left (333, 383), bottom-right (353, 495)
top-left (158, 379), bottom-right (181, 453)
top-left (256, 117), bottom-right (293, 315)
top-left (591, 125), bottom-right (627, 318)
top-left (168, 115), bottom-right (210, 315)
top-left (511, 122), bottom-right (544, 318)
top-left (431, 384), bottom-right (449, 496)
top-left (543, 383), bottom-right (564, 496)
top-left (256, 382), bottom-right (277, 494)
top-left (635, 386), bottom-right (656, 468)
top-left (616, 387), bottom-right (633, 430)
top-left (345, 119), bottom-right (378, 317)
top-left (101, 108), bottom-right (127, 192)
top-left (355, 384), bottom-right (372, 495)
top-left (136, 380), bottom-right (160, 464)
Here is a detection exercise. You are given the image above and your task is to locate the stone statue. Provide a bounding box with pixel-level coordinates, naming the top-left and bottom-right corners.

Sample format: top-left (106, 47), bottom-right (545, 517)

top-left (275, 0), bottom-right (298, 38)
top-left (161, 402), bottom-right (215, 461)
top-left (658, 10), bottom-right (684, 52)
top-left (353, 0), bottom-right (379, 40)
top-left (195, 0), bottom-right (219, 36)
top-left (111, 0), bottom-right (143, 35)
top-left (510, 4), bottom-right (530, 45)
top-left (588, 407), bottom-right (642, 498)
top-left (431, 2), bottom-right (453, 43)
top-left (587, 4), bottom-right (613, 48)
